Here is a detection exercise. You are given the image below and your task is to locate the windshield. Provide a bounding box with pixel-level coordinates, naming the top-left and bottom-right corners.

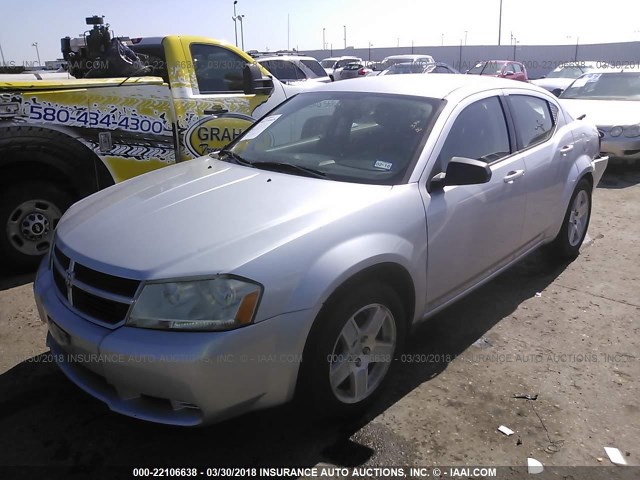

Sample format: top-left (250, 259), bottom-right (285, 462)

top-left (386, 63), bottom-right (424, 74)
top-left (560, 72), bottom-right (640, 100)
top-left (225, 92), bottom-right (443, 185)
top-left (546, 66), bottom-right (586, 79)
top-left (335, 58), bottom-right (359, 68)
top-left (301, 59), bottom-right (328, 77)
top-left (467, 61), bottom-right (507, 75)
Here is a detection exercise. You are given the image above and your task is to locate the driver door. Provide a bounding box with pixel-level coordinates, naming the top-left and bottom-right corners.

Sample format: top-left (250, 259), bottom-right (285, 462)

top-left (422, 93), bottom-right (528, 310)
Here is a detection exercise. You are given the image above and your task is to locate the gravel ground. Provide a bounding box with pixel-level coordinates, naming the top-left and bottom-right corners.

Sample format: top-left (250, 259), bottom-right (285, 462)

top-left (0, 166), bottom-right (638, 480)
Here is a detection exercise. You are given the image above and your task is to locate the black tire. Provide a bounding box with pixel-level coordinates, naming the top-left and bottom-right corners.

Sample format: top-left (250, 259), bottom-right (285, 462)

top-left (298, 282), bottom-right (406, 418)
top-left (547, 178), bottom-right (592, 260)
top-left (0, 181), bottom-right (73, 271)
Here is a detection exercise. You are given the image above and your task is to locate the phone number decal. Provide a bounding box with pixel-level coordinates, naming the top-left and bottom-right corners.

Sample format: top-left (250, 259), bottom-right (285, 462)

top-left (27, 101), bottom-right (168, 134)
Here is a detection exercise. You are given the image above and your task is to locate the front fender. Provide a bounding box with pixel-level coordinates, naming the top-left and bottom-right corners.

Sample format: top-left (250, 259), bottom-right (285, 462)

top-left (286, 233), bottom-right (421, 315)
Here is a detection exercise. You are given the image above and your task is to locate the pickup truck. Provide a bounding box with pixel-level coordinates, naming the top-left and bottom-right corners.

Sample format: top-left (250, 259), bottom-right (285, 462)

top-left (0, 29), bottom-right (295, 269)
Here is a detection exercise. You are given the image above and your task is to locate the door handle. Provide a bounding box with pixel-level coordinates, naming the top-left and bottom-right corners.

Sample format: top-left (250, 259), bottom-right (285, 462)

top-left (204, 105), bottom-right (229, 115)
top-left (503, 169), bottom-right (525, 183)
top-left (560, 144), bottom-right (574, 154)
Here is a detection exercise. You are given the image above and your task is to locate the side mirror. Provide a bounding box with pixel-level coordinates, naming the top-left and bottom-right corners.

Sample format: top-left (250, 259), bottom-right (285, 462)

top-left (540, 75), bottom-right (547, 79)
top-left (243, 63), bottom-right (274, 95)
top-left (430, 157), bottom-right (492, 190)
top-left (551, 88), bottom-right (564, 97)
top-left (504, 71), bottom-right (515, 76)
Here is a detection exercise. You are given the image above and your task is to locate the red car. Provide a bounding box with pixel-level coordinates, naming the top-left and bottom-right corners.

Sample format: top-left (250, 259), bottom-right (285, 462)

top-left (466, 60), bottom-right (528, 82)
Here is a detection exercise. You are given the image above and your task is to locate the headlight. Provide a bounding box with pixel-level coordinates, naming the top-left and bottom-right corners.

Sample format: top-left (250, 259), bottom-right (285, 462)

top-left (609, 126), bottom-right (623, 137)
top-left (127, 276), bottom-right (261, 331)
top-left (623, 124), bottom-right (640, 138)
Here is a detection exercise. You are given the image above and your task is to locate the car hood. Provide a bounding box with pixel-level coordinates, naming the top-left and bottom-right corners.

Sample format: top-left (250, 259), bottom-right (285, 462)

top-left (56, 157), bottom-right (392, 279)
top-left (559, 99), bottom-right (640, 125)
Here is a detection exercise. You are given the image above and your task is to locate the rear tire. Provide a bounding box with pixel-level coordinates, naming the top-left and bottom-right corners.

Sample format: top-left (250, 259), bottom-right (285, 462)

top-left (298, 282), bottom-right (406, 418)
top-left (0, 181), bottom-right (73, 271)
top-left (547, 178), bottom-right (592, 260)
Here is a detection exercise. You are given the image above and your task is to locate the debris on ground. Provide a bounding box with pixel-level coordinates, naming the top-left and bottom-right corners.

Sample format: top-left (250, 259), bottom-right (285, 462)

top-left (604, 447), bottom-right (627, 466)
top-left (497, 425), bottom-right (514, 436)
top-left (513, 393), bottom-right (538, 400)
top-left (527, 458), bottom-right (544, 474)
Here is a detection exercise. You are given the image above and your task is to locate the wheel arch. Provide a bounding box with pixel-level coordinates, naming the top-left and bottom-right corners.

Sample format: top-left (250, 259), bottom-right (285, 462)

top-left (0, 125), bottom-right (114, 198)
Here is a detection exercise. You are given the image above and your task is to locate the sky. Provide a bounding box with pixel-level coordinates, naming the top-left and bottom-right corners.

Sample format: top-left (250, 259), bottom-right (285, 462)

top-left (1, 0), bottom-right (639, 65)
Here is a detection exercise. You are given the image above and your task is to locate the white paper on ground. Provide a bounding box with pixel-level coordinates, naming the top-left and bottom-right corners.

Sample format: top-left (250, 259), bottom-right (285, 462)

top-left (527, 458), bottom-right (544, 474)
top-left (604, 447), bottom-right (627, 466)
top-left (498, 425), bottom-right (514, 436)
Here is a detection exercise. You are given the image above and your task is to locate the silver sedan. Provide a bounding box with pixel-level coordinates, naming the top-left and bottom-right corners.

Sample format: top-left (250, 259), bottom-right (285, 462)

top-left (34, 75), bottom-right (607, 426)
top-left (559, 70), bottom-right (640, 163)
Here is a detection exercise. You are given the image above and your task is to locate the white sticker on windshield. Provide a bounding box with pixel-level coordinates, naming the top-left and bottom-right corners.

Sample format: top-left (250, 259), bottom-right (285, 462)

top-left (374, 160), bottom-right (393, 170)
top-left (241, 114), bottom-right (282, 140)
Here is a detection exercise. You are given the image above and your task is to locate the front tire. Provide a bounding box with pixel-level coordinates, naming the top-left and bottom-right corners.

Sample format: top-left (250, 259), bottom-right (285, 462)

top-left (548, 178), bottom-right (592, 260)
top-left (298, 282), bottom-right (406, 417)
top-left (0, 181), bottom-right (72, 270)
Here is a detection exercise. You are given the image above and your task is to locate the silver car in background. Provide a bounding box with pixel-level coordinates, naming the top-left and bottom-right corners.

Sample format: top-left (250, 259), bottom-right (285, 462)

top-left (34, 75), bottom-right (606, 426)
top-left (257, 55), bottom-right (331, 85)
top-left (560, 70), bottom-right (640, 163)
top-left (531, 61), bottom-right (610, 96)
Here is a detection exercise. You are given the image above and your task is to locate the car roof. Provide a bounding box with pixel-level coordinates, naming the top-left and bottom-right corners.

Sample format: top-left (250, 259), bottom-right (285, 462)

top-left (257, 55), bottom-right (318, 62)
top-left (298, 73), bottom-right (549, 100)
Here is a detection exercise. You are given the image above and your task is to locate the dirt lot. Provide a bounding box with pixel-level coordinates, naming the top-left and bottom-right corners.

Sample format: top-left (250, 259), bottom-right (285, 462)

top-left (0, 166), bottom-right (638, 479)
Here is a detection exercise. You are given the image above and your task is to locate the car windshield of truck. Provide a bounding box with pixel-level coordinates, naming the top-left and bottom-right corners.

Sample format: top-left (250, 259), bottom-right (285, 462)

top-left (301, 59), bottom-right (328, 77)
top-left (223, 92), bottom-right (443, 185)
top-left (560, 72), bottom-right (640, 100)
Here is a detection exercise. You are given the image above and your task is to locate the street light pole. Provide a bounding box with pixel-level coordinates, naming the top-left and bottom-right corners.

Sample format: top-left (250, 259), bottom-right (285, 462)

top-left (465, 30), bottom-right (468, 45)
top-left (32, 42), bottom-right (41, 66)
top-left (238, 15), bottom-right (245, 51)
top-left (0, 39), bottom-right (6, 66)
top-left (323, 28), bottom-right (326, 50)
top-left (368, 42), bottom-right (373, 61)
top-left (441, 33), bottom-right (444, 46)
top-left (343, 25), bottom-right (346, 49)
top-left (498, 0), bottom-right (503, 45)
top-left (233, 1), bottom-right (238, 47)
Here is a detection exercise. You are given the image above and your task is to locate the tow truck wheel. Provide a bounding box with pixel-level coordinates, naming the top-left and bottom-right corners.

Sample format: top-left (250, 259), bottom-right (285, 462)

top-left (0, 181), bottom-right (72, 271)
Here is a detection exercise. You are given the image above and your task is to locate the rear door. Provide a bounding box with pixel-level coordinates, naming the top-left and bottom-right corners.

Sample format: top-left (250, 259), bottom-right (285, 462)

top-left (421, 93), bottom-right (528, 310)
top-left (503, 92), bottom-right (577, 244)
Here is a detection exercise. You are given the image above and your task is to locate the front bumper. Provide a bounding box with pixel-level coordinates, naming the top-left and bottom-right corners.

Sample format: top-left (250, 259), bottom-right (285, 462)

top-left (600, 135), bottom-right (640, 161)
top-left (34, 258), bottom-right (315, 426)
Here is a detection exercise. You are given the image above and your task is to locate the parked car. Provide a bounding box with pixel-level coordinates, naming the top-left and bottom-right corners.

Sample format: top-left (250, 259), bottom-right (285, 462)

top-left (559, 70), bottom-right (640, 163)
top-left (379, 61), bottom-right (459, 76)
top-left (35, 74), bottom-right (606, 426)
top-left (531, 61), bottom-right (610, 96)
top-left (320, 56), bottom-right (362, 81)
top-left (257, 55), bottom-right (331, 85)
top-left (467, 60), bottom-right (528, 82)
top-left (377, 54), bottom-right (435, 74)
top-left (334, 62), bottom-right (372, 80)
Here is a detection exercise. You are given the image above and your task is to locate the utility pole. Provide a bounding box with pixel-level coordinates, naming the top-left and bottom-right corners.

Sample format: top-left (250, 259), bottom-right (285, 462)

top-left (32, 42), bottom-right (41, 66)
top-left (498, 0), bottom-right (503, 45)
top-left (238, 15), bottom-right (245, 51)
top-left (0, 39), bottom-right (6, 66)
top-left (233, 1), bottom-right (238, 47)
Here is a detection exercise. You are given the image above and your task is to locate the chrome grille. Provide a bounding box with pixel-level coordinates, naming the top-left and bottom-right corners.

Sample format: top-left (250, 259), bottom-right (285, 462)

top-left (52, 245), bottom-right (140, 327)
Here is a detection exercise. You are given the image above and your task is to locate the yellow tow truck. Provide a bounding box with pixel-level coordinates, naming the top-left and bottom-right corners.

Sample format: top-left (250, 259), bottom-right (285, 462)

top-left (0, 16), bottom-right (296, 268)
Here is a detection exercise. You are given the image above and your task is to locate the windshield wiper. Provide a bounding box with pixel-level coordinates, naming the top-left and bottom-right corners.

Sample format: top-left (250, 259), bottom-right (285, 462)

top-left (214, 150), bottom-right (254, 167)
top-left (251, 161), bottom-right (328, 179)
